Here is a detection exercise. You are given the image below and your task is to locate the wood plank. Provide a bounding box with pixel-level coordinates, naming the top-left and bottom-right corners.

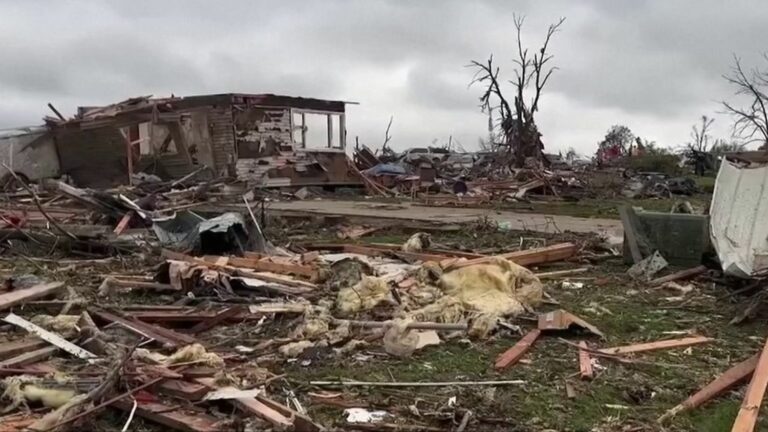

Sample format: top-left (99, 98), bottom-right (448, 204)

top-left (578, 341), bottom-right (594, 380)
top-left (732, 338), bottom-right (768, 432)
top-left (113, 210), bottom-right (134, 235)
top-left (0, 282), bottom-right (64, 311)
top-left (598, 336), bottom-right (713, 355)
top-left (195, 378), bottom-right (293, 429)
top-left (494, 329), bottom-right (541, 370)
top-left (659, 354), bottom-right (759, 422)
top-left (0, 346), bottom-right (57, 368)
top-left (0, 338), bottom-right (48, 361)
top-left (449, 243), bottom-right (577, 269)
top-left (3, 313), bottom-right (96, 359)
top-left (650, 265), bottom-right (708, 287)
top-left (538, 309), bottom-right (605, 339)
top-left (112, 398), bottom-right (221, 432)
top-left (223, 256), bottom-right (317, 279)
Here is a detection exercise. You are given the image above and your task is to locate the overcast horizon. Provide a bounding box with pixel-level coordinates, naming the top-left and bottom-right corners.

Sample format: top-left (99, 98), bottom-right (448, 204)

top-left (1, 0), bottom-right (766, 156)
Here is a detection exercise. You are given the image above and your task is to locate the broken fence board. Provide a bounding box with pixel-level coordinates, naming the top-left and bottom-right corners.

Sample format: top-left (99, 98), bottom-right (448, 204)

top-left (3, 313), bottom-right (96, 359)
top-left (494, 329), bottom-right (541, 370)
top-left (220, 256), bottom-right (317, 279)
top-left (619, 206), bottom-right (643, 263)
top-left (156, 379), bottom-right (210, 401)
top-left (0, 282), bottom-right (64, 311)
top-left (598, 336), bottom-right (713, 356)
top-left (732, 337), bottom-right (768, 432)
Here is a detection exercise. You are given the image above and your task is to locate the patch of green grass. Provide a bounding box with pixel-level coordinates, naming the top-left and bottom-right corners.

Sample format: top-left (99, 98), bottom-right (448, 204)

top-left (686, 399), bottom-right (741, 432)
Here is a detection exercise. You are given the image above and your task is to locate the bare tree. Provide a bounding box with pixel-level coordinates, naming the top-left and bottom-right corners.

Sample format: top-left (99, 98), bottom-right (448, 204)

top-left (469, 15), bottom-right (565, 167)
top-left (722, 55), bottom-right (768, 149)
top-left (689, 115), bottom-right (715, 152)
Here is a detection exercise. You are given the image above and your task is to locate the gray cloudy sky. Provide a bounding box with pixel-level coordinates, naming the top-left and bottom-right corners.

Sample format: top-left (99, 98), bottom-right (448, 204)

top-left (1, 0), bottom-right (766, 155)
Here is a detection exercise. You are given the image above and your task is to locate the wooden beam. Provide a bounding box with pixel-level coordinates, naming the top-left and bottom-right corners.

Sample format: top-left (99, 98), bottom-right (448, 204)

top-left (538, 309), bottom-right (605, 339)
top-left (494, 329), bottom-right (541, 370)
top-left (449, 243), bottom-right (577, 269)
top-left (650, 265), bottom-right (708, 287)
top-left (658, 354), bottom-right (759, 423)
top-left (0, 282), bottom-right (64, 312)
top-left (732, 338), bottom-right (768, 432)
top-left (579, 341), bottom-right (594, 380)
top-left (113, 211), bottom-right (134, 236)
top-left (598, 336), bottom-right (713, 356)
top-left (215, 256), bottom-right (317, 279)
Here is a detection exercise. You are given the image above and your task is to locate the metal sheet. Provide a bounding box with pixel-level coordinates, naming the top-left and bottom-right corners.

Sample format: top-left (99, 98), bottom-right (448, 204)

top-left (711, 159), bottom-right (768, 277)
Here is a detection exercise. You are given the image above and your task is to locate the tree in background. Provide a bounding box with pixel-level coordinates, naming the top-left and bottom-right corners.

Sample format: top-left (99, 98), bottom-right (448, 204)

top-left (595, 125), bottom-right (635, 163)
top-left (469, 15), bottom-right (565, 168)
top-left (722, 55), bottom-right (768, 149)
top-left (683, 115), bottom-right (716, 175)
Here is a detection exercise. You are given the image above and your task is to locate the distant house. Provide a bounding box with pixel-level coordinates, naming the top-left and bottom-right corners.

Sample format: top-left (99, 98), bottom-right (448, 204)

top-left (46, 93), bottom-right (360, 188)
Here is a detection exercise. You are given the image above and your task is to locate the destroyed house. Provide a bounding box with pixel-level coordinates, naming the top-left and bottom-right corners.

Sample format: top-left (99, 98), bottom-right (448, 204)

top-left (47, 93), bottom-right (361, 188)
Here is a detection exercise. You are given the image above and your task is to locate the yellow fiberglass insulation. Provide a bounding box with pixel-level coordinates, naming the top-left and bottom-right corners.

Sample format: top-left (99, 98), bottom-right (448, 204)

top-left (164, 343), bottom-right (225, 368)
top-left (439, 257), bottom-right (543, 317)
top-left (336, 275), bottom-right (392, 315)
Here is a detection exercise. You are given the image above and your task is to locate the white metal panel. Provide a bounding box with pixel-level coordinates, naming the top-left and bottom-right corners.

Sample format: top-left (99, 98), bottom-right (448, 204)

top-left (710, 159), bottom-right (768, 277)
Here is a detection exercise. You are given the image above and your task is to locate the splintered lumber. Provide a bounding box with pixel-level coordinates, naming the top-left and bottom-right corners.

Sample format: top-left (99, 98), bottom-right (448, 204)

top-left (90, 308), bottom-right (197, 347)
top-left (449, 243), bottom-right (577, 269)
top-left (658, 354), bottom-right (759, 423)
top-left (195, 378), bottom-right (292, 429)
top-left (598, 336), bottom-right (713, 356)
top-left (732, 337), bottom-right (768, 432)
top-left (650, 265), bottom-right (708, 287)
top-left (0, 282), bottom-right (64, 311)
top-left (3, 313), bottom-right (96, 359)
top-left (535, 268), bottom-right (589, 279)
top-left (538, 309), bottom-right (605, 339)
top-left (305, 243), bottom-right (452, 263)
top-left (494, 329), bottom-right (541, 370)
top-left (0, 338), bottom-right (48, 360)
top-left (112, 399), bottom-right (221, 432)
top-left (579, 341), bottom-right (594, 380)
top-left (338, 319), bottom-right (468, 331)
top-left (113, 210), bottom-right (134, 235)
top-left (0, 346), bottom-right (58, 368)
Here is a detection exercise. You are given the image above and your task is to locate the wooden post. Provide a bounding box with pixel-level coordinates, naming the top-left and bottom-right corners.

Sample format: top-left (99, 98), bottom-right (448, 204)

top-left (327, 114), bottom-right (334, 148)
top-left (301, 113), bottom-right (306, 148)
top-left (339, 113), bottom-right (346, 149)
top-left (120, 128), bottom-right (134, 186)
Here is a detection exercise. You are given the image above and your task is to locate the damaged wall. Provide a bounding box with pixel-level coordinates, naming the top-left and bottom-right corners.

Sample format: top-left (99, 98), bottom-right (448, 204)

top-left (54, 127), bottom-right (127, 188)
top-left (0, 127), bottom-right (59, 183)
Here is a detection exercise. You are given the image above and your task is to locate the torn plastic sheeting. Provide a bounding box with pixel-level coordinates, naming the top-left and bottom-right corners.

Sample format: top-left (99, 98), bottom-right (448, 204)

top-left (711, 159), bottom-right (768, 277)
top-left (151, 210), bottom-right (206, 248)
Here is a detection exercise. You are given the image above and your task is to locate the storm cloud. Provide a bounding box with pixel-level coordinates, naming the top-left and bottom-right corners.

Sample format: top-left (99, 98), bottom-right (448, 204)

top-left (0, 0), bottom-right (765, 155)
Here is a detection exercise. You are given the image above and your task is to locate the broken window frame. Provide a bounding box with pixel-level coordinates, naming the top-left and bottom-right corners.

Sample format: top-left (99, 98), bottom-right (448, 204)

top-left (290, 109), bottom-right (346, 150)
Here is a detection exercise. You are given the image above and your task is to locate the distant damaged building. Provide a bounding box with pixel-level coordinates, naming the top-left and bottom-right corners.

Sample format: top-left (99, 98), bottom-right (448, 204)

top-left (45, 93), bottom-right (361, 188)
